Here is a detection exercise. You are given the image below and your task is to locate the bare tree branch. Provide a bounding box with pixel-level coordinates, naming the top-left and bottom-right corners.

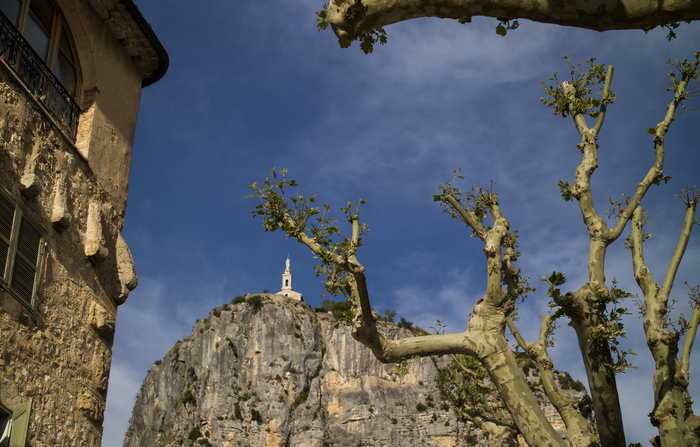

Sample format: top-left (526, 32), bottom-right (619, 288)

top-left (326, 0), bottom-right (700, 44)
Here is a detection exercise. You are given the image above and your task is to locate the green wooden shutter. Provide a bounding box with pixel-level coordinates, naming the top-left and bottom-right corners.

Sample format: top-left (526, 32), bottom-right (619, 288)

top-left (8, 398), bottom-right (31, 447)
top-left (10, 215), bottom-right (43, 308)
top-left (0, 191), bottom-right (16, 282)
top-left (0, 188), bottom-right (45, 310)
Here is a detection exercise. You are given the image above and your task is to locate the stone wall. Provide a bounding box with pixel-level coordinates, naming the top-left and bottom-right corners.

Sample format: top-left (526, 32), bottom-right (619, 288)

top-left (0, 58), bottom-right (137, 446)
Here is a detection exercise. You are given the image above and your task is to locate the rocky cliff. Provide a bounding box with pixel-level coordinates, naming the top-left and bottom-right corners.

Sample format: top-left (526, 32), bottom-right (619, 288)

top-left (123, 294), bottom-right (590, 447)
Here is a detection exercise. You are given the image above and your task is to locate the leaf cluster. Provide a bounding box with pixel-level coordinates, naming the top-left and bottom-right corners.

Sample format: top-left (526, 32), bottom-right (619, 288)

top-left (456, 15), bottom-right (519, 37)
top-left (435, 355), bottom-right (510, 424)
top-left (390, 354), bottom-right (421, 375)
top-left (433, 170), bottom-right (495, 236)
top-left (677, 185), bottom-right (700, 209)
top-left (541, 56), bottom-right (616, 118)
top-left (316, 3), bottom-right (388, 53)
top-left (247, 168), bottom-right (368, 298)
top-left (495, 18), bottom-right (519, 37)
top-left (544, 272), bottom-right (572, 318)
top-left (666, 52), bottom-right (700, 118)
top-left (316, 4), bottom-right (329, 32)
top-left (320, 298), bottom-right (354, 323)
top-left (591, 280), bottom-right (636, 374)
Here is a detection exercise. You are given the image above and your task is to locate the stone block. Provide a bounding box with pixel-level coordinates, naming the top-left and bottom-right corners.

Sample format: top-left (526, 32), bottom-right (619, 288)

top-left (87, 299), bottom-right (115, 342)
top-left (78, 392), bottom-right (105, 422)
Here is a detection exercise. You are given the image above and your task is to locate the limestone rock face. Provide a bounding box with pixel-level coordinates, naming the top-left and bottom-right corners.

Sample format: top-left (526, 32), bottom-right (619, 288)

top-left (123, 295), bottom-right (590, 447)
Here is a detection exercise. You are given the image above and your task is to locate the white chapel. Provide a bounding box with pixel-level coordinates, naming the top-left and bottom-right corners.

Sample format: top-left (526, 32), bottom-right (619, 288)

top-left (278, 256), bottom-right (304, 302)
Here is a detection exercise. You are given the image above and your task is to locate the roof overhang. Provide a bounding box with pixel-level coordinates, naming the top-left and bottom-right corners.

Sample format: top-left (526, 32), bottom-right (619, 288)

top-left (86, 0), bottom-right (169, 87)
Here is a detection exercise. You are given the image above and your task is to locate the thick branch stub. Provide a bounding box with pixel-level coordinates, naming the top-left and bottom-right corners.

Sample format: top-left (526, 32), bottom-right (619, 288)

top-left (327, 0), bottom-right (700, 42)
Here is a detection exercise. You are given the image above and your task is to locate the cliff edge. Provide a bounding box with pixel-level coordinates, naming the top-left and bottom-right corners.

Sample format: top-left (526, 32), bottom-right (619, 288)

top-left (122, 294), bottom-right (589, 447)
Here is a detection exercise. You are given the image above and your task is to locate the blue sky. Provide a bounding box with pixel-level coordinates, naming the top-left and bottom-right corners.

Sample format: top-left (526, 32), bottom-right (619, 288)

top-left (102, 1), bottom-right (700, 445)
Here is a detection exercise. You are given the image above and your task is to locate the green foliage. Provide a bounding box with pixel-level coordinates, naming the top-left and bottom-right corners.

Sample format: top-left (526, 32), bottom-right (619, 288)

top-left (377, 309), bottom-right (397, 323)
top-left (605, 192), bottom-right (631, 220)
top-left (398, 317), bottom-right (413, 330)
top-left (178, 389), bottom-right (196, 407)
top-left (187, 426), bottom-right (201, 442)
top-left (315, 2), bottom-right (388, 53)
top-left (358, 28), bottom-right (388, 54)
top-left (226, 337), bottom-right (238, 356)
top-left (555, 370), bottom-right (586, 392)
top-left (455, 15), bottom-right (517, 36)
top-left (232, 295), bottom-right (246, 305)
top-left (391, 355), bottom-right (421, 375)
top-left (544, 272), bottom-right (571, 314)
top-left (416, 402), bottom-right (427, 412)
top-left (310, 360), bottom-right (323, 381)
top-left (558, 181), bottom-right (572, 202)
top-left (667, 52), bottom-right (700, 101)
top-left (541, 56), bottom-right (616, 119)
top-left (434, 171), bottom-right (533, 305)
top-left (250, 408), bottom-right (263, 424)
top-left (247, 294), bottom-right (264, 312)
top-left (322, 298), bottom-right (354, 323)
top-left (435, 355), bottom-right (511, 425)
top-left (636, 283), bottom-right (700, 337)
top-left (495, 18), bottom-right (519, 36)
top-left (677, 185), bottom-right (700, 208)
top-left (433, 170), bottom-right (496, 236)
top-left (292, 391), bottom-right (310, 409)
top-left (234, 402), bottom-right (243, 421)
top-left (548, 273), bottom-right (637, 373)
top-left (316, 4), bottom-right (329, 31)
top-left (247, 168), bottom-right (369, 299)
top-left (593, 280), bottom-right (637, 374)
top-left (515, 351), bottom-right (538, 377)
top-left (688, 283), bottom-right (700, 307)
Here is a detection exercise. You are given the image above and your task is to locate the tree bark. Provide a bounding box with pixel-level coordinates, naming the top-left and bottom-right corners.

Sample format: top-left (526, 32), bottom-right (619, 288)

top-left (326, 0), bottom-right (700, 43)
top-left (508, 316), bottom-right (598, 447)
top-left (632, 203), bottom-right (697, 447)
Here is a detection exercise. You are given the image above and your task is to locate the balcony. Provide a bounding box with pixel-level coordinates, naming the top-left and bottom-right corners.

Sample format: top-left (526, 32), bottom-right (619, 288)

top-left (0, 9), bottom-right (80, 141)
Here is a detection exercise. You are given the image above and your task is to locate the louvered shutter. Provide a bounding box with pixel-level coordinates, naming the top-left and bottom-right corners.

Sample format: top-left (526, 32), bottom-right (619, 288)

top-left (8, 398), bottom-right (31, 447)
top-left (0, 191), bottom-right (15, 282)
top-left (10, 215), bottom-right (43, 307)
top-left (0, 188), bottom-right (44, 310)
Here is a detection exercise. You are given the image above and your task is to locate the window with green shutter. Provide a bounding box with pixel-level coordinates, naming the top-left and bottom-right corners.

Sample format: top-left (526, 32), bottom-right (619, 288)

top-left (0, 398), bottom-right (32, 447)
top-left (0, 188), bottom-right (45, 311)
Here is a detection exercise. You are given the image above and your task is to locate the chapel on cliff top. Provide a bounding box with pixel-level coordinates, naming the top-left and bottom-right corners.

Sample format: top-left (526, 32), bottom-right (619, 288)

top-left (279, 256), bottom-right (303, 302)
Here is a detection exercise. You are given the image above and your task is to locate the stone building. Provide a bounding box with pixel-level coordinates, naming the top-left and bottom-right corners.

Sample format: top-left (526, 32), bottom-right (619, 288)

top-left (278, 256), bottom-right (303, 301)
top-left (0, 0), bottom-right (167, 445)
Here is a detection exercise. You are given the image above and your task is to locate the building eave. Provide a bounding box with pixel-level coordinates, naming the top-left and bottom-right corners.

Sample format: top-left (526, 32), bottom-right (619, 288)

top-left (86, 0), bottom-right (169, 87)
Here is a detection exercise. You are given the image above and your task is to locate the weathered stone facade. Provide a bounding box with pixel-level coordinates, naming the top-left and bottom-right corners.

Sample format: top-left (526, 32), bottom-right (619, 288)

top-left (0, 0), bottom-right (166, 445)
top-left (124, 295), bottom-right (591, 447)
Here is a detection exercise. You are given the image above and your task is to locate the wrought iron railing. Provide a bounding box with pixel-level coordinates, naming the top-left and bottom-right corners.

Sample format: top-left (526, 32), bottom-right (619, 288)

top-left (0, 10), bottom-right (80, 141)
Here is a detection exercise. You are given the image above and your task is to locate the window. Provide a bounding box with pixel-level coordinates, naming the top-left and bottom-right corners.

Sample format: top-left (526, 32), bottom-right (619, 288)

top-left (0, 0), bottom-right (81, 139)
top-left (0, 398), bottom-right (32, 447)
top-left (0, 0), bottom-right (79, 95)
top-left (0, 188), bottom-right (45, 311)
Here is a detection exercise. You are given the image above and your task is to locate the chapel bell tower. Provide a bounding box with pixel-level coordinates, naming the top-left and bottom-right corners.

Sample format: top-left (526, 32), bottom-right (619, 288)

top-left (279, 256), bottom-right (303, 301)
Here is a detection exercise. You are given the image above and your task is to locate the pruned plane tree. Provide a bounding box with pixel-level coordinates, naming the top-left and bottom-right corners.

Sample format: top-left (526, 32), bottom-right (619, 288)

top-left (248, 53), bottom-right (700, 447)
